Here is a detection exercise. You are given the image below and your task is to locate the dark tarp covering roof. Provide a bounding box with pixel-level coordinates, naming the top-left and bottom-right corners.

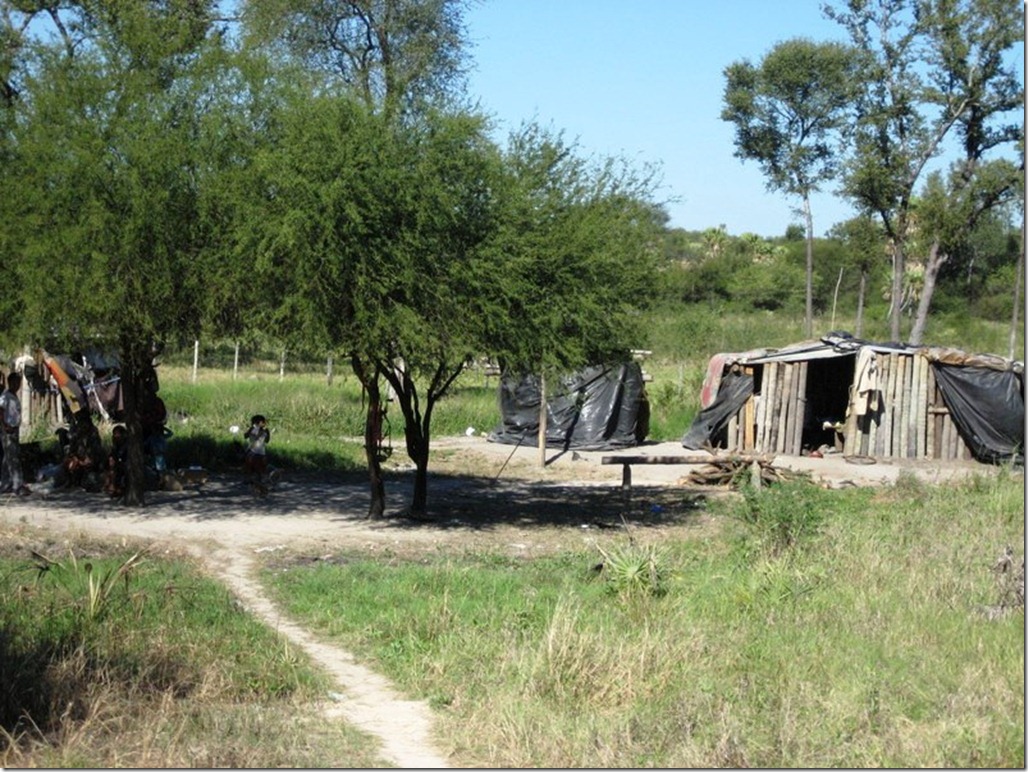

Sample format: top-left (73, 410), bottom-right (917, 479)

top-left (489, 362), bottom-right (649, 450)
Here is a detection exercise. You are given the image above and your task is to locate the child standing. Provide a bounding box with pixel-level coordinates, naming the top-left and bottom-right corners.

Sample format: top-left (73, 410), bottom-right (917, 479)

top-left (243, 414), bottom-right (271, 488)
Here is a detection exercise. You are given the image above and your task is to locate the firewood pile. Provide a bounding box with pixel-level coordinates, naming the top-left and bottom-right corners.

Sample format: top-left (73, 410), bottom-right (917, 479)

top-left (681, 453), bottom-right (812, 489)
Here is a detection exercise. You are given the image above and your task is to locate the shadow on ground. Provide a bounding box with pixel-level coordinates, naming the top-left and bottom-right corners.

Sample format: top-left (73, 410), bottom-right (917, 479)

top-left (12, 468), bottom-right (714, 534)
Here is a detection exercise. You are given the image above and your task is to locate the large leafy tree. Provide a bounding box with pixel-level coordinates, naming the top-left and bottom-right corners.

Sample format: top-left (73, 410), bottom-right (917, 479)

top-left (722, 38), bottom-right (860, 337)
top-left (825, 0), bottom-right (1023, 342)
top-left (0, 0), bottom-right (224, 504)
top-left (226, 89), bottom-right (505, 517)
top-left (485, 124), bottom-right (661, 376)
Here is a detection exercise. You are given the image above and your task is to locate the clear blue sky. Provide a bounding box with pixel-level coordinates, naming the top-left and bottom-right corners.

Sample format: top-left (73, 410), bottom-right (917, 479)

top-left (463, 0), bottom-right (1022, 238)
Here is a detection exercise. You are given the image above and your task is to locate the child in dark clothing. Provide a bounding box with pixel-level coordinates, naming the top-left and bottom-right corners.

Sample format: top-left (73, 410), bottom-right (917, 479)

top-left (243, 414), bottom-right (271, 488)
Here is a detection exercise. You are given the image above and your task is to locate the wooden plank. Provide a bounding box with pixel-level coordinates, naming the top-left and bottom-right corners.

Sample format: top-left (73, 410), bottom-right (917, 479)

top-left (776, 363), bottom-right (793, 454)
top-left (843, 364), bottom-right (860, 455)
top-left (726, 412), bottom-right (738, 451)
top-left (754, 392), bottom-right (765, 453)
top-left (916, 355), bottom-right (928, 458)
top-left (792, 360), bottom-right (808, 455)
top-left (867, 354), bottom-right (880, 456)
top-left (872, 355), bottom-right (887, 456)
top-left (925, 365), bottom-right (936, 459)
top-left (881, 354), bottom-right (896, 457)
top-left (743, 366), bottom-right (755, 451)
top-left (897, 354), bottom-right (909, 458)
top-left (766, 361), bottom-right (781, 453)
top-left (912, 355), bottom-right (929, 458)
top-left (940, 412), bottom-right (952, 460)
top-left (601, 455), bottom-right (769, 465)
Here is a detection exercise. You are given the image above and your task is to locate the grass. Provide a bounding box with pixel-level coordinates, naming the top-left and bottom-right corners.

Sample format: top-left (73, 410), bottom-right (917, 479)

top-left (0, 532), bottom-right (382, 768)
top-left (261, 471), bottom-right (1024, 767)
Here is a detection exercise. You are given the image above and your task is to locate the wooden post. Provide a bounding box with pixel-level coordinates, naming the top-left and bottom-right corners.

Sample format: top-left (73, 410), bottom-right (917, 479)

top-left (192, 339), bottom-right (199, 384)
top-left (915, 355), bottom-right (928, 458)
top-left (768, 361), bottom-right (781, 452)
top-left (898, 355), bottom-right (910, 458)
top-left (868, 355), bottom-right (881, 456)
top-left (538, 372), bottom-right (547, 468)
top-left (880, 354), bottom-right (895, 457)
top-left (327, 356), bottom-right (334, 386)
top-left (926, 367), bottom-right (937, 459)
top-left (279, 350), bottom-right (286, 381)
top-left (792, 360), bottom-right (807, 454)
top-left (743, 366), bottom-right (755, 451)
top-left (754, 366), bottom-right (767, 452)
top-left (233, 342), bottom-right (239, 381)
top-left (776, 363), bottom-right (790, 453)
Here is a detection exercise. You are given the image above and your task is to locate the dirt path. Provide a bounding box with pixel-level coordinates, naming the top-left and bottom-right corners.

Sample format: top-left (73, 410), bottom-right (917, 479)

top-left (211, 546), bottom-right (450, 769)
top-left (0, 436), bottom-right (996, 767)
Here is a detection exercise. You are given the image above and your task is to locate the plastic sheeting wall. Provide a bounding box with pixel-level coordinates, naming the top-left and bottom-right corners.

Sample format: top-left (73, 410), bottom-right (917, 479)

top-left (489, 362), bottom-right (649, 450)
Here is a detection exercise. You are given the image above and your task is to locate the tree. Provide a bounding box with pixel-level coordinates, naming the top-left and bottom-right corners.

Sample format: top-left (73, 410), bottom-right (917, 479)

top-left (0, 0), bottom-right (224, 505)
top-left (239, 0), bottom-right (471, 119)
top-left (908, 158), bottom-right (1020, 343)
top-left (825, 0), bottom-right (1023, 342)
top-left (827, 215), bottom-right (888, 336)
top-left (722, 37), bottom-right (860, 337)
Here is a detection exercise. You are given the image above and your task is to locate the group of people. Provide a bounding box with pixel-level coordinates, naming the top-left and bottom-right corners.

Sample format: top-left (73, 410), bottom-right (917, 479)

top-left (0, 365), bottom-right (274, 498)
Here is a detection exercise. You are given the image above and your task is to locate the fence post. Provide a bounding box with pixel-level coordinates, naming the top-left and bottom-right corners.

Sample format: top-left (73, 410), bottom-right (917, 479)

top-left (233, 342), bottom-right (239, 381)
top-left (279, 350), bottom-right (286, 381)
top-left (192, 340), bottom-right (199, 383)
top-left (327, 355), bottom-right (334, 386)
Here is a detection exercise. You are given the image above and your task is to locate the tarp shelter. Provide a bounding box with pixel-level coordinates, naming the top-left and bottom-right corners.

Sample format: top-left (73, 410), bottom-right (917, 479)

top-left (489, 362), bottom-right (650, 451)
top-left (682, 333), bottom-right (1024, 465)
top-left (20, 348), bottom-right (125, 429)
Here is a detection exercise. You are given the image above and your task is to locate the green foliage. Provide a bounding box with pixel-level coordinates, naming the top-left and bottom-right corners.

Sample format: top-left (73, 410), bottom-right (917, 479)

top-left (30, 549), bottom-right (147, 623)
top-left (596, 540), bottom-right (670, 599)
top-left (0, 542), bottom-right (328, 759)
top-left (730, 481), bottom-right (831, 556)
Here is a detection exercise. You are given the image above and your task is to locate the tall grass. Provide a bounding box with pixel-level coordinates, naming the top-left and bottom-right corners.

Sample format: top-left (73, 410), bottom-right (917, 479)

top-left (0, 532), bottom-right (381, 768)
top-left (264, 471), bottom-right (1024, 768)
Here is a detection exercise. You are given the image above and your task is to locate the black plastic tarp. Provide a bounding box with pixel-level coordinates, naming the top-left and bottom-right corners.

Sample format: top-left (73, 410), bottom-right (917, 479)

top-left (931, 362), bottom-right (1024, 464)
top-left (489, 362), bottom-right (649, 450)
top-left (681, 369), bottom-right (754, 450)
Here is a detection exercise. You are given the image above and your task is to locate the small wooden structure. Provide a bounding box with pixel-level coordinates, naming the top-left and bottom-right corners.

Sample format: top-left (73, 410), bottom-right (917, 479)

top-left (684, 337), bottom-right (1024, 463)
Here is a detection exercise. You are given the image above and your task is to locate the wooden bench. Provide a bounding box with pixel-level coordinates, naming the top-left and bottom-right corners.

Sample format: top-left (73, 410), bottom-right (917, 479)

top-left (601, 454), bottom-right (715, 490)
top-left (601, 452), bottom-right (777, 491)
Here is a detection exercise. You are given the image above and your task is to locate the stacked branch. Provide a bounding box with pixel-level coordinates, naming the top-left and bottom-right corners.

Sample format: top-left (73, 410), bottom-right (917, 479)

top-left (682, 454), bottom-right (811, 489)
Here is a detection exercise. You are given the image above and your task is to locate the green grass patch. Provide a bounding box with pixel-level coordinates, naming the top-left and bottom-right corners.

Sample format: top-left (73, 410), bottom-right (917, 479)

top-left (264, 472), bottom-right (1024, 768)
top-left (0, 534), bottom-right (379, 768)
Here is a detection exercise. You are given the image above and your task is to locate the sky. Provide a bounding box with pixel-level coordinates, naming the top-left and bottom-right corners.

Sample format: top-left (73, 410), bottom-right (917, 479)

top-left (463, 0), bottom-right (1023, 238)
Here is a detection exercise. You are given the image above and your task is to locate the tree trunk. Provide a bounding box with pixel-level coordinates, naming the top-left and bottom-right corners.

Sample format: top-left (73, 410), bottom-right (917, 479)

top-left (889, 242), bottom-right (905, 342)
top-left (350, 354), bottom-right (385, 519)
top-left (389, 368), bottom-right (431, 518)
top-left (909, 240), bottom-right (947, 345)
top-left (407, 422), bottom-right (429, 517)
top-left (120, 360), bottom-right (147, 507)
top-left (803, 194), bottom-right (814, 339)
top-left (119, 343), bottom-right (158, 508)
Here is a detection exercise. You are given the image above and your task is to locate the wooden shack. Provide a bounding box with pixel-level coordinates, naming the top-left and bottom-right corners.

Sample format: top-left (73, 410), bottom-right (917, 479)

top-left (683, 336), bottom-right (1024, 464)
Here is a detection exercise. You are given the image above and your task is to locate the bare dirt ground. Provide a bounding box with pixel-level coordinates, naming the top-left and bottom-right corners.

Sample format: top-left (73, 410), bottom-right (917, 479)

top-left (0, 436), bottom-right (998, 768)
